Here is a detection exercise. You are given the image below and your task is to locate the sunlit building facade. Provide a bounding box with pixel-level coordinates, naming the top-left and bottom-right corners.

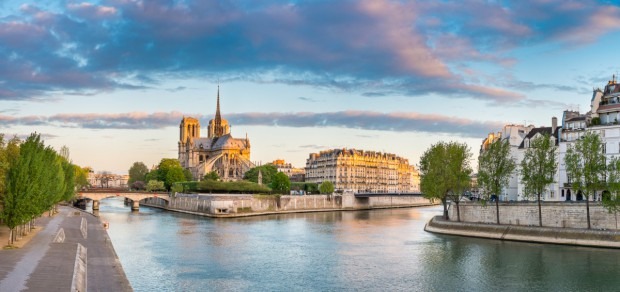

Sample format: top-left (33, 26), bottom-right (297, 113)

top-left (305, 148), bottom-right (419, 193)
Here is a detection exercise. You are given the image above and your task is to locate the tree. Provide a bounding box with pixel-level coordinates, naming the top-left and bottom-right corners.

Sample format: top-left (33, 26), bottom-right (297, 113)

top-left (605, 157), bottom-right (620, 229)
top-left (319, 180), bottom-right (335, 194)
top-left (520, 133), bottom-right (557, 227)
top-left (74, 166), bottom-right (90, 190)
top-left (98, 171), bottom-right (114, 188)
top-left (244, 165), bottom-right (278, 184)
top-left (183, 168), bottom-right (194, 181)
top-left (146, 180), bottom-right (165, 192)
top-left (271, 172), bottom-right (291, 194)
top-left (165, 167), bottom-right (186, 190)
top-left (478, 139), bottom-right (516, 224)
top-left (131, 181), bottom-right (146, 191)
top-left (156, 158), bottom-right (185, 190)
top-left (203, 171), bottom-right (220, 181)
top-left (0, 135), bottom-right (20, 198)
top-left (1, 133), bottom-right (74, 245)
top-left (565, 132), bottom-right (606, 229)
top-left (419, 141), bottom-right (472, 221)
top-left (145, 169), bottom-right (159, 184)
top-left (128, 162), bottom-right (149, 184)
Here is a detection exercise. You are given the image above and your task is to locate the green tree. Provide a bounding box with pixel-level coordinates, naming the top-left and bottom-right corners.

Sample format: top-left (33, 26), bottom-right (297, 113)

top-left (145, 169), bottom-right (159, 184)
top-left (146, 180), bottom-right (165, 192)
top-left (74, 166), bottom-right (90, 190)
top-left (605, 157), bottom-right (620, 229)
top-left (271, 172), bottom-right (291, 194)
top-left (128, 162), bottom-right (149, 184)
top-left (244, 165), bottom-right (278, 184)
top-left (155, 158), bottom-right (186, 190)
top-left (61, 160), bottom-right (76, 202)
top-left (165, 167), bottom-right (186, 190)
top-left (0, 135), bottom-right (20, 197)
top-left (1, 134), bottom-right (73, 244)
top-left (520, 133), bottom-right (557, 227)
top-left (203, 171), bottom-right (220, 181)
top-left (565, 132), bottom-right (606, 229)
top-left (319, 180), bottom-right (335, 194)
top-left (478, 139), bottom-right (516, 224)
top-left (419, 141), bottom-right (472, 221)
top-left (183, 168), bottom-right (194, 181)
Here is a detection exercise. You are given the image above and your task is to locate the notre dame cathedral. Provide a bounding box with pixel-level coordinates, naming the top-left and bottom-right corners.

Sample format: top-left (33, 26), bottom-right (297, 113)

top-left (178, 87), bottom-right (254, 181)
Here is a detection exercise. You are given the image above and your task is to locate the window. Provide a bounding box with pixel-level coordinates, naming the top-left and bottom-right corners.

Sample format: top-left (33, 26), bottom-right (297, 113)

top-left (602, 130), bottom-right (606, 137)
top-left (550, 191), bottom-right (555, 198)
top-left (603, 143), bottom-right (607, 154)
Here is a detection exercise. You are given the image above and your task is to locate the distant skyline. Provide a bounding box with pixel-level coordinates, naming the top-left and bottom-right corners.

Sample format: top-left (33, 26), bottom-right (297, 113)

top-left (1, 0), bottom-right (620, 173)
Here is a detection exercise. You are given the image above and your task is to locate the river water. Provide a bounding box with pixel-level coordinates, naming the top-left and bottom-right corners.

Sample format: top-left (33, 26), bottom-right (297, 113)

top-left (96, 197), bottom-right (620, 291)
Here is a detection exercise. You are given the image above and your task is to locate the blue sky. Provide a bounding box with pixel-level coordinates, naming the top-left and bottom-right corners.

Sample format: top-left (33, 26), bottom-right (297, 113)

top-left (1, 0), bottom-right (620, 174)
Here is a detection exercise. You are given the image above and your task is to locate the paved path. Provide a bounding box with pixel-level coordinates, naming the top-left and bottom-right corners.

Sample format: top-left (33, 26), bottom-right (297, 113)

top-left (0, 206), bottom-right (133, 291)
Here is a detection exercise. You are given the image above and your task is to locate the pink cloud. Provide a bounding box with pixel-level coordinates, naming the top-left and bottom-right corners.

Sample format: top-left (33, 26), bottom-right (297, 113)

top-left (557, 5), bottom-right (620, 43)
top-left (67, 2), bottom-right (118, 20)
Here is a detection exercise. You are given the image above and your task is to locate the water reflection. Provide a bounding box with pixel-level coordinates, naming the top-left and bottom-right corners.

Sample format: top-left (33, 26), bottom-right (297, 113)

top-left (96, 198), bottom-right (620, 291)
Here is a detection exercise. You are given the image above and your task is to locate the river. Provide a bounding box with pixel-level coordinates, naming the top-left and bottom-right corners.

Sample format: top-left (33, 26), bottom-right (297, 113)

top-left (95, 197), bottom-right (620, 291)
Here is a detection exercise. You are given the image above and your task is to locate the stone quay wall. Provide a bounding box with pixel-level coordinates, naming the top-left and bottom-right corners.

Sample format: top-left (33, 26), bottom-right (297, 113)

top-left (143, 193), bottom-right (434, 217)
top-left (425, 216), bottom-right (620, 248)
top-left (448, 202), bottom-right (620, 230)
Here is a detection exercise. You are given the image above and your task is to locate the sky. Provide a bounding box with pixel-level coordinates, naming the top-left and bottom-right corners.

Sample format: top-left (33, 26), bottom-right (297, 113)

top-left (1, 0), bottom-right (620, 174)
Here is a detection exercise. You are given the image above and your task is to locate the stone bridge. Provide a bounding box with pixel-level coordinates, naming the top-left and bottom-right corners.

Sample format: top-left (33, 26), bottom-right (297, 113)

top-left (77, 189), bottom-right (170, 211)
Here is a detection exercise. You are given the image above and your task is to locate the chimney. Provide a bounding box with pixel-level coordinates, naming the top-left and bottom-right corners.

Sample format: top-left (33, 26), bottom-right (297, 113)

top-left (552, 117), bottom-right (557, 134)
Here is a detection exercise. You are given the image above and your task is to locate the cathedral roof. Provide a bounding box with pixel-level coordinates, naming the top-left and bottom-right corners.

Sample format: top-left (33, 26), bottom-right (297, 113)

top-left (191, 134), bottom-right (248, 151)
top-left (212, 134), bottom-right (248, 149)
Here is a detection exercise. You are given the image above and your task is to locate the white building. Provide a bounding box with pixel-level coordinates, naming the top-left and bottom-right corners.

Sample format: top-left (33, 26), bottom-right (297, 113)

top-left (480, 124), bottom-right (532, 201)
top-left (558, 76), bottom-right (620, 202)
top-left (515, 121), bottom-right (561, 201)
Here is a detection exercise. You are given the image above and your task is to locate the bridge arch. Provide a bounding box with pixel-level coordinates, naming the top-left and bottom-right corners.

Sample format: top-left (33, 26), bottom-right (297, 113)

top-left (77, 190), bottom-right (170, 211)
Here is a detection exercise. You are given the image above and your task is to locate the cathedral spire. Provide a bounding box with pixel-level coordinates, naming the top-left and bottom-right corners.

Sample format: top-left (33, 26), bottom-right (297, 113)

top-left (215, 85), bottom-right (221, 122)
top-left (215, 84), bottom-right (223, 136)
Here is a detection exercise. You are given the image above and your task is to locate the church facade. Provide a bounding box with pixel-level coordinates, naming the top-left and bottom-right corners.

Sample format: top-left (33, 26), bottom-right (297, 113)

top-left (178, 87), bottom-right (254, 181)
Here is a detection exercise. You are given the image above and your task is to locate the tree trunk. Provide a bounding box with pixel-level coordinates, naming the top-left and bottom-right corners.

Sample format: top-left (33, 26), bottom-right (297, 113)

top-left (495, 199), bottom-right (500, 224)
top-left (8, 229), bottom-right (13, 246)
top-left (538, 193), bottom-right (542, 227)
top-left (586, 197), bottom-right (591, 229)
top-left (456, 201), bottom-right (461, 222)
top-left (442, 199), bottom-right (448, 220)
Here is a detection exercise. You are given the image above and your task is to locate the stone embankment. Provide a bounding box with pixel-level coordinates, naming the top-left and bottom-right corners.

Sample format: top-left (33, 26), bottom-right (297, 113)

top-left (142, 193), bottom-right (435, 218)
top-left (448, 201), bottom-right (620, 229)
top-left (425, 216), bottom-right (620, 248)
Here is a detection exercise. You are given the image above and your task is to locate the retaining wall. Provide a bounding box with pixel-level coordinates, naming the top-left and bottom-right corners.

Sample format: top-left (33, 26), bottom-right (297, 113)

top-left (448, 202), bottom-right (620, 230)
top-left (425, 216), bottom-right (620, 248)
top-left (143, 193), bottom-right (434, 217)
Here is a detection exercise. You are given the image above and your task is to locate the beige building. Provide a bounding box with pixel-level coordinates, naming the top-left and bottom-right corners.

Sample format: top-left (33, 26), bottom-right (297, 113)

top-left (178, 87), bottom-right (254, 181)
top-left (305, 148), bottom-right (419, 193)
top-left (271, 159), bottom-right (305, 182)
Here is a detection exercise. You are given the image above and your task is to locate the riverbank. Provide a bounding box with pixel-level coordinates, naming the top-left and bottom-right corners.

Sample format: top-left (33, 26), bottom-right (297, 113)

top-left (141, 193), bottom-right (437, 218)
top-left (142, 200), bottom-right (435, 218)
top-left (425, 216), bottom-right (620, 248)
top-left (0, 205), bottom-right (133, 291)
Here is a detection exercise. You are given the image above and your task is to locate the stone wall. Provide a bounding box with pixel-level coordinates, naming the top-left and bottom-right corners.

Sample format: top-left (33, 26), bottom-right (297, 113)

top-left (448, 202), bottom-right (620, 230)
top-left (143, 193), bottom-right (434, 217)
top-left (425, 216), bottom-right (620, 248)
top-left (368, 195), bottom-right (430, 207)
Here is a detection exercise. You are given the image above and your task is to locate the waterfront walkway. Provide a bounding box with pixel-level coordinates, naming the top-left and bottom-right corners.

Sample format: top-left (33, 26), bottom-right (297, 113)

top-left (0, 205), bottom-right (132, 291)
